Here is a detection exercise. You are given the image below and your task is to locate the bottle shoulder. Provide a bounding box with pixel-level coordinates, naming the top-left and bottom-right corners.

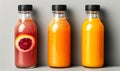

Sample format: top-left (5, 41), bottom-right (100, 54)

top-left (82, 18), bottom-right (104, 31)
top-left (15, 19), bottom-right (36, 27)
top-left (48, 18), bottom-right (71, 31)
top-left (15, 19), bottom-right (37, 33)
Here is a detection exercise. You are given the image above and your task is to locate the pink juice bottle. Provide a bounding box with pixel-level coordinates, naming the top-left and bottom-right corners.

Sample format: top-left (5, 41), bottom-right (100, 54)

top-left (14, 5), bottom-right (37, 68)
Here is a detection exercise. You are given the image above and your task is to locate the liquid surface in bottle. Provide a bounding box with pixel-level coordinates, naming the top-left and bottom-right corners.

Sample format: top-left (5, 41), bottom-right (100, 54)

top-left (48, 18), bottom-right (70, 67)
top-left (15, 18), bottom-right (37, 67)
top-left (82, 18), bottom-right (104, 67)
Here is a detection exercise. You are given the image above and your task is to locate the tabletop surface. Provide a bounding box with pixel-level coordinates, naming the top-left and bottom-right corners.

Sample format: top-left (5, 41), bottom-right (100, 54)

top-left (1, 66), bottom-right (120, 71)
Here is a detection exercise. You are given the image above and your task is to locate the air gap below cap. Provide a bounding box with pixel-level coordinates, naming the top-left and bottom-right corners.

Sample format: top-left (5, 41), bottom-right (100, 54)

top-left (52, 5), bottom-right (67, 11)
top-left (85, 5), bottom-right (100, 11)
top-left (18, 5), bottom-right (33, 11)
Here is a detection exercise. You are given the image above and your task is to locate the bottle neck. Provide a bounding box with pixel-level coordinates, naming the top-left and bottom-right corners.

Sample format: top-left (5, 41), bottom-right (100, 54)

top-left (19, 11), bottom-right (32, 22)
top-left (86, 11), bottom-right (99, 19)
top-left (53, 11), bottom-right (66, 18)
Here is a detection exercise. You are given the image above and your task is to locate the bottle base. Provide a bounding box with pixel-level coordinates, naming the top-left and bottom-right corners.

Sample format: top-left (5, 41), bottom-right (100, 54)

top-left (49, 65), bottom-right (70, 68)
top-left (82, 65), bottom-right (103, 68)
top-left (16, 65), bottom-right (36, 68)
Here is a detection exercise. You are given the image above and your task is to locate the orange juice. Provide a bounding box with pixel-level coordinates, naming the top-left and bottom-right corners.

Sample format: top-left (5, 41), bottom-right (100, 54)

top-left (82, 5), bottom-right (104, 67)
top-left (48, 5), bottom-right (71, 67)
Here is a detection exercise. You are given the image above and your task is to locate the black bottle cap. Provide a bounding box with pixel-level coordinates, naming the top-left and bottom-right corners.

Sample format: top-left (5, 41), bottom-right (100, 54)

top-left (52, 5), bottom-right (67, 11)
top-left (85, 5), bottom-right (100, 11)
top-left (18, 5), bottom-right (33, 11)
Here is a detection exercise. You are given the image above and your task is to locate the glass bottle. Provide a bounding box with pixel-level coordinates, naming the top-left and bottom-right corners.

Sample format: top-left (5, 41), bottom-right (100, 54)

top-left (82, 5), bottom-right (104, 67)
top-left (14, 5), bottom-right (37, 68)
top-left (48, 5), bottom-right (71, 67)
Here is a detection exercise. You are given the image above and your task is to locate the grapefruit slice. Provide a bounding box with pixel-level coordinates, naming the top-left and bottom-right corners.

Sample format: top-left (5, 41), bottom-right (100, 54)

top-left (15, 34), bottom-right (35, 52)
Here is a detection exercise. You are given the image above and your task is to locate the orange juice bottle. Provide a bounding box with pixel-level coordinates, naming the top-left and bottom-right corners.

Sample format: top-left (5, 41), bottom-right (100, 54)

top-left (48, 5), bottom-right (71, 67)
top-left (82, 5), bottom-right (104, 67)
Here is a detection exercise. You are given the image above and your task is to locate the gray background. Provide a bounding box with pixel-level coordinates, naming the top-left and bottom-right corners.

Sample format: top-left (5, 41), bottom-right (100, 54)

top-left (0, 0), bottom-right (120, 68)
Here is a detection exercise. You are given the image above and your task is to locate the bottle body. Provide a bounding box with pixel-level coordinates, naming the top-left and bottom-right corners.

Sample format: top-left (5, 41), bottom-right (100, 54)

top-left (15, 18), bottom-right (37, 68)
top-left (82, 17), bottom-right (104, 67)
top-left (15, 5), bottom-right (37, 68)
top-left (48, 17), bottom-right (70, 67)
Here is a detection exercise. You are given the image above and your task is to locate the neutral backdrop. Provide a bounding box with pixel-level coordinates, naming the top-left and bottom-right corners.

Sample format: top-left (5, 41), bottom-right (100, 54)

top-left (0, 0), bottom-right (120, 68)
